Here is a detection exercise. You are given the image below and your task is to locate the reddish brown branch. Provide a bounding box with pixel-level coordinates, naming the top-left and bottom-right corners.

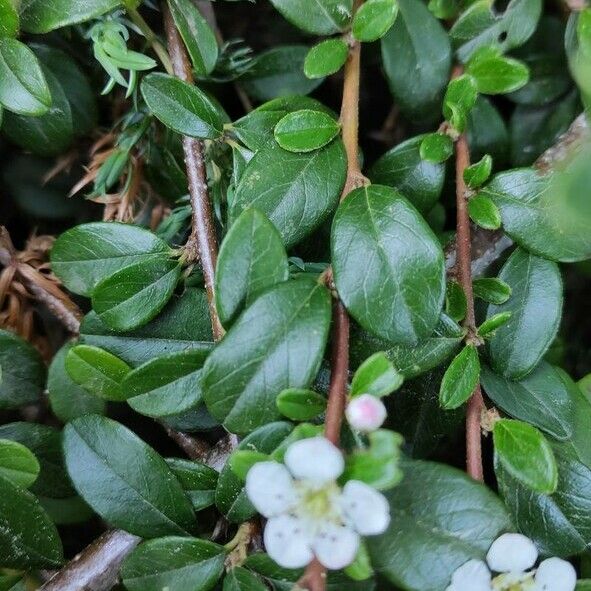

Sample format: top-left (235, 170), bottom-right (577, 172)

top-left (163, 3), bottom-right (225, 341)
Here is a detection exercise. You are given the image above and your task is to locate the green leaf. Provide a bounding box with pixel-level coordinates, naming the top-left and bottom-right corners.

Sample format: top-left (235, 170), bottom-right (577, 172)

top-left (20, 0), bottom-right (120, 33)
top-left (92, 258), bottom-right (181, 332)
top-left (0, 0), bottom-right (19, 38)
top-left (352, 0), bottom-right (398, 42)
top-left (224, 567), bottom-right (267, 591)
top-left (80, 288), bottom-right (213, 367)
top-left (343, 430), bottom-right (404, 490)
top-left (350, 352), bottom-right (403, 398)
top-left (468, 194), bottom-right (502, 229)
top-left (141, 73), bottom-right (226, 139)
top-left (216, 208), bottom-right (288, 327)
top-left (496, 444), bottom-right (591, 557)
top-left (473, 277), bottom-right (512, 304)
top-left (0, 574), bottom-right (25, 591)
top-left (121, 536), bottom-right (226, 591)
top-left (464, 154), bottom-right (492, 188)
top-left (51, 222), bottom-right (172, 297)
top-left (0, 422), bottom-right (74, 499)
top-left (467, 51), bottom-right (530, 95)
top-left (166, 458), bottom-right (218, 512)
top-left (65, 344), bottom-right (131, 401)
top-left (443, 74), bottom-right (477, 127)
top-left (64, 415), bottom-right (196, 537)
top-left (274, 109), bottom-right (340, 153)
top-left (344, 543), bottom-right (374, 581)
top-left (419, 132), bottom-right (454, 163)
top-left (450, 0), bottom-right (542, 63)
top-left (493, 418), bottom-right (557, 493)
top-left (48, 343), bottom-right (106, 422)
top-left (304, 39), bottom-right (349, 79)
top-left (445, 280), bottom-right (467, 322)
top-left (267, 0), bottom-right (352, 35)
top-left (231, 140), bottom-right (346, 249)
top-left (203, 279), bottom-right (331, 434)
top-left (0, 38), bottom-right (50, 115)
top-left (0, 474), bottom-right (63, 568)
top-left (480, 362), bottom-right (575, 441)
top-left (477, 311), bottom-right (512, 337)
top-left (216, 423), bottom-right (293, 522)
top-left (168, 0), bottom-right (218, 76)
top-left (0, 439), bottom-right (39, 488)
top-left (439, 345), bottom-right (480, 410)
top-left (124, 350), bottom-right (208, 418)
top-left (369, 135), bottom-right (445, 213)
top-left (367, 458), bottom-right (511, 590)
top-left (0, 329), bottom-right (45, 409)
top-left (381, 0), bottom-right (451, 119)
top-left (276, 388), bottom-right (326, 421)
top-left (332, 184), bottom-right (445, 345)
top-left (240, 46), bottom-right (323, 102)
top-left (486, 248), bottom-right (562, 379)
top-left (229, 450), bottom-right (270, 481)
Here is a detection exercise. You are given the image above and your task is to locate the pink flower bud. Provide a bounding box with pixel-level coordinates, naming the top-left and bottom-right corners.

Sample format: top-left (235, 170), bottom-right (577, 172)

top-left (345, 394), bottom-right (387, 432)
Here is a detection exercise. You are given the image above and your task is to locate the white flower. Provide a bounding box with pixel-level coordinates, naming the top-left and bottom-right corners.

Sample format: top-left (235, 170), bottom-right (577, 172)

top-left (245, 436), bottom-right (390, 570)
top-left (345, 394), bottom-right (387, 432)
top-left (446, 533), bottom-right (577, 591)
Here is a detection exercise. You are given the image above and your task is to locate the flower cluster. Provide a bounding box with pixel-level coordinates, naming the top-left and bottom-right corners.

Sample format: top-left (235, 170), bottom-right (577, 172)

top-left (447, 533), bottom-right (576, 591)
top-left (245, 436), bottom-right (390, 570)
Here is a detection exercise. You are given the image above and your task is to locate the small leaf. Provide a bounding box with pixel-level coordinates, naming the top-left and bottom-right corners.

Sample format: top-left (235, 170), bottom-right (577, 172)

top-left (352, 0), bottom-right (398, 42)
top-left (274, 109), bottom-right (340, 152)
top-left (478, 311), bottom-right (512, 337)
top-left (344, 543), bottom-right (374, 581)
top-left (443, 73), bottom-right (477, 125)
top-left (468, 194), bottom-right (502, 230)
top-left (229, 450), bottom-right (270, 481)
top-left (166, 458), bottom-right (219, 512)
top-left (168, 0), bottom-right (218, 76)
top-left (266, 0), bottom-right (352, 35)
top-left (141, 72), bottom-right (226, 139)
top-left (493, 418), bottom-right (558, 493)
top-left (463, 154), bottom-right (492, 188)
top-left (92, 258), bottom-right (181, 332)
top-left (276, 388), bottom-right (327, 420)
top-left (445, 280), bottom-right (467, 323)
top-left (0, 439), bottom-right (39, 488)
top-left (304, 39), bottom-right (349, 79)
top-left (224, 567), bottom-right (267, 591)
top-left (65, 344), bottom-right (131, 401)
top-left (419, 132), bottom-right (454, 163)
top-left (439, 345), bottom-right (480, 410)
top-left (350, 352), bottom-right (403, 398)
top-left (467, 50), bottom-right (530, 95)
top-left (473, 277), bottom-right (512, 304)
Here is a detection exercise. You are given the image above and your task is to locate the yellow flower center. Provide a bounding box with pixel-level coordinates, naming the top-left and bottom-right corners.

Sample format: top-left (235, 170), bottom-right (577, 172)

top-left (492, 572), bottom-right (536, 591)
top-left (295, 481), bottom-right (342, 523)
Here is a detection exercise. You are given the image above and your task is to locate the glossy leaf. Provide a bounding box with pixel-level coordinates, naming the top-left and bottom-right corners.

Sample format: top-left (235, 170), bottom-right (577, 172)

top-left (274, 109), bottom-right (340, 152)
top-left (232, 140), bottom-right (346, 248)
top-left (169, 0), bottom-right (218, 75)
top-left (276, 388), bottom-right (326, 421)
top-left (468, 194), bottom-right (502, 229)
top-left (439, 345), bottom-right (480, 410)
top-left (486, 248), bottom-right (562, 379)
top-left (141, 73), bottom-right (226, 139)
top-left (445, 281), bottom-right (467, 323)
top-left (64, 415), bottom-right (196, 537)
top-left (443, 74), bottom-right (477, 129)
top-left (473, 277), bottom-right (512, 304)
top-left (350, 352), bottom-right (403, 398)
top-left (419, 132), bottom-right (453, 163)
top-left (332, 184), bottom-right (445, 345)
top-left (121, 536), bottom-right (225, 591)
top-left (493, 418), bottom-right (557, 493)
top-left (51, 222), bottom-right (172, 297)
top-left (0, 38), bottom-right (50, 116)
top-left (464, 154), bottom-right (492, 188)
top-left (65, 345), bottom-right (131, 401)
top-left (467, 50), bottom-right (530, 95)
top-left (166, 458), bottom-right (218, 512)
top-left (203, 279), bottom-right (331, 434)
top-left (0, 0), bottom-right (19, 38)
top-left (224, 567), bottom-right (267, 591)
top-left (477, 311), bottom-right (512, 337)
top-left (216, 208), bottom-right (288, 327)
top-left (352, 0), bottom-right (398, 42)
top-left (304, 39), bottom-right (348, 79)
top-left (267, 0), bottom-right (352, 35)
top-left (0, 439), bottom-right (39, 488)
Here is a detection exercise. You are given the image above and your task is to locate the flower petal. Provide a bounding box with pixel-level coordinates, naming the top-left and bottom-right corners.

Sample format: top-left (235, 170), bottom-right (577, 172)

top-left (264, 514), bottom-right (314, 569)
top-left (534, 557), bottom-right (577, 591)
top-left (346, 394), bottom-right (387, 432)
top-left (245, 461), bottom-right (298, 518)
top-left (486, 533), bottom-right (538, 573)
top-left (284, 436), bottom-right (344, 483)
top-left (312, 522), bottom-right (360, 570)
top-left (341, 480), bottom-right (390, 536)
top-left (445, 559), bottom-right (491, 591)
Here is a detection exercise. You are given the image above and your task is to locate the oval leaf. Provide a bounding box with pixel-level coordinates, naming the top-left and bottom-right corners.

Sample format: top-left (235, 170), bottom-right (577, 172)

top-left (276, 388), bottom-right (327, 421)
top-left (304, 39), bottom-right (349, 79)
top-left (0, 439), bottom-right (40, 488)
top-left (439, 345), bottom-right (480, 410)
top-left (352, 0), bottom-right (398, 42)
top-left (350, 352), bottom-right (403, 398)
top-left (274, 109), bottom-right (340, 152)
